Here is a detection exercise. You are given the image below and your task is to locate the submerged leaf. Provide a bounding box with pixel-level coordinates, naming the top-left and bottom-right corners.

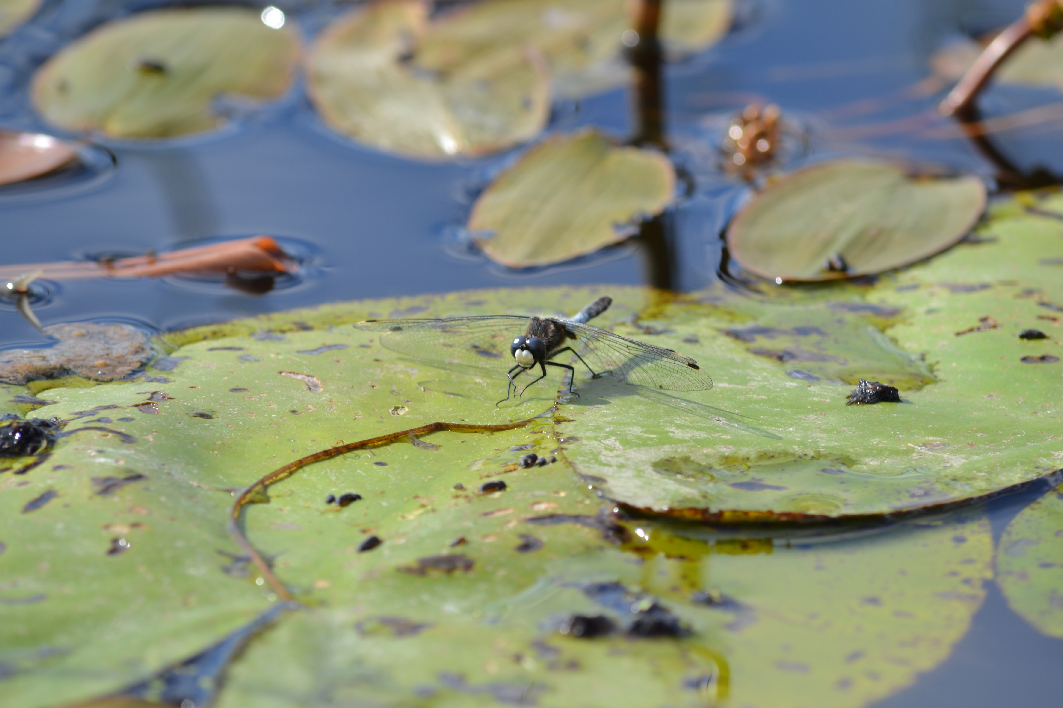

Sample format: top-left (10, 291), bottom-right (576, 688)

top-left (726, 161), bottom-right (986, 282)
top-left (307, 0), bottom-right (549, 159)
top-left (468, 130), bottom-right (675, 267)
top-left (0, 130), bottom-right (77, 185)
top-left (996, 482), bottom-right (1063, 638)
top-left (32, 7), bottom-right (299, 139)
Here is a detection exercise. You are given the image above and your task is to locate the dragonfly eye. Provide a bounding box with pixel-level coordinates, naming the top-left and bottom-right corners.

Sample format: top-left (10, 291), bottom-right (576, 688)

top-left (525, 336), bottom-right (546, 360)
top-left (510, 337), bottom-right (524, 356)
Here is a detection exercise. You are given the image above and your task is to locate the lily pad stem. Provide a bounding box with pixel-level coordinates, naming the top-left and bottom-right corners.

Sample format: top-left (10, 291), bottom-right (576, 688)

top-left (940, 0), bottom-right (1063, 117)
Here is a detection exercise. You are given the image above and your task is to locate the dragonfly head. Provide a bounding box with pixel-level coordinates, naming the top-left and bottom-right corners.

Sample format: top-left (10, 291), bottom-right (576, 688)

top-left (511, 336), bottom-right (545, 369)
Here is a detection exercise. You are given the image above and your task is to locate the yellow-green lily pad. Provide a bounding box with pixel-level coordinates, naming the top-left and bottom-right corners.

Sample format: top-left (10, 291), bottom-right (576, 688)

top-left (31, 7), bottom-right (300, 139)
top-left (725, 161), bottom-right (986, 282)
top-left (0, 0), bottom-right (39, 37)
top-left (996, 482), bottom-right (1063, 638)
top-left (307, 0), bottom-right (549, 159)
top-left (468, 130), bottom-right (676, 267)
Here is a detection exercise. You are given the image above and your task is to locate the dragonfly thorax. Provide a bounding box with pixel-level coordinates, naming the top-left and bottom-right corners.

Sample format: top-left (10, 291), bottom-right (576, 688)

top-left (511, 335), bottom-right (545, 369)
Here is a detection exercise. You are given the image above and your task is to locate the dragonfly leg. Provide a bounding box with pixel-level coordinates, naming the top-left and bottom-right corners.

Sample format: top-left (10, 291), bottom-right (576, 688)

top-left (549, 347), bottom-right (601, 379)
top-left (517, 362), bottom-right (549, 397)
top-left (541, 361), bottom-right (579, 398)
top-left (496, 364), bottom-right (526, 406)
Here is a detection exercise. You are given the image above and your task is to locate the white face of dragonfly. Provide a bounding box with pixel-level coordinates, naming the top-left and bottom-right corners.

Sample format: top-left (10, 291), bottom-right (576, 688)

top-left (514, 347), bottom-right (536, 368)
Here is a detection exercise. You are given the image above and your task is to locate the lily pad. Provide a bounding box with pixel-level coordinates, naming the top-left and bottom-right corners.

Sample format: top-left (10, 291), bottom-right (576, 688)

top-left (725, 161), bottom-right (986, 282)
top-left (0, 131), bottom-right (76, 186)
top-left (0, 0), bottom-right (38, 37)
top-left (468, 130), bottom-right (675, 267)
top-left (307, 0), bottom-right (549, 159)
top-left (31, 7), bottom-right (300, 139)
top-left (422, 0), bottom-right (733, 100)
top-left (931, 32), bottom-right (1063, 89)
top-left (562, 194), bottom-right (1061, 520)
top-left (996, 482), bottom-right (1063, 638)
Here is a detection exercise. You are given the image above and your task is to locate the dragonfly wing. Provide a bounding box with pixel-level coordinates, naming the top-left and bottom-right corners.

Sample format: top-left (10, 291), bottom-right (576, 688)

top-left (353, 316), bottom-right (529, 370)
top-left (563, 322), bottom-right (713, 392)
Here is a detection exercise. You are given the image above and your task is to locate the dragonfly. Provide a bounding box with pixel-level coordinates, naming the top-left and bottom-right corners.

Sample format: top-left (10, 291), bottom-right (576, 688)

top-left (352, 296), bottom-right (713, 404)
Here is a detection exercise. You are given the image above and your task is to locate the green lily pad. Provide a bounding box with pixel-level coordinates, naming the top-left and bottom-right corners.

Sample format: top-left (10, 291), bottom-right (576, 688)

top-left (563, 194), bottom-right (1061, 520)
top-left (422, 0), bottom-right (733, 100)
top-left (307, 0), bottom-right (549, 159)
top-left (0, 0), bottom-right (39, 37)
top-left (931, 32), bottom-right (1063, 89)
top-left (31, 7), bottom-right (300, 139)
top-left (468, 130), bottom-right (675, 267)
top-left (996, 482), bottom-right (1063, 638)
top-left (725, 161), bottom-right (986, 282)
top-left (213, 510), bottom-right (990, 708)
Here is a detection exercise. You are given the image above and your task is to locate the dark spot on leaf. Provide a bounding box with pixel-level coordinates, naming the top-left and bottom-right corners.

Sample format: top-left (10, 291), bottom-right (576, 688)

top-left (941, 282), bottom-right (992, 293)
top-left (374, 461), bottom-right (388, 467)
top-left (1021, 355), bottom-right (1059, 364)
top-left (525, 512), bottom-right (630, 544)
top-left (1038, 301), bottom-right (1063, 313)
top-left (296, 343), bottom-right (349, 355)
top-left (21, 489), bottom-right (57, 513)
top-left (141, 376), bottom-right (170, 383)
top-left (191, 411), bottom-right (213, 419)
top-left (729, 480), bottom-right (788, 491)
top-left (515, 534), bottom-right (543, 553)
top-left (559, 615), bottom-right (615, 638)
top-left (1019, 329), bottom-right (1048, 340)
top-left (437, 672), bottom-right (546, 705)
top-left (0, 593), bottom-right (46, 605)
top-left (691, 589), bottom-right (742, 610)
top-left (480, 480), bottom-right (506, 493)
top-left (453, 483), bottom-right (465, 491)
top-left (8, 396), bottom-right (55, 406)
top-left (627, 603), bottom-right (691, 638)
top-left (229, 387), bottom-right (248, 393)
top-left (0, 541), bottom-right (5, 556)
top-left (134, 402), bottom-right (159, 415)
top-left (107, 537), bottom-right (131, 555)
top-left (251, 331), bottom-right (285, 341)
top-left (146, 391), bottom-right (173, 402)
top-left (325, 494), bottom-right (336, 504)
top-left (238, 355), bottom-right (260, 363)
top-left (207, 346), bottom-right (244, 351)
top-left (518, 453), bottom-right (538, 468)
top-left (358, 536), bottom-right (383, 552)
top-left (92, 473), bottom-right (147, 495)
top-left (338, 493), bottom-right (362, 507)
top-left (450, 536), bottom-right (467, 547)
top-left (820, 467), bottom-right (844, 475)
top-left (152, 356), bottom-right (189, 372)
top-left (217, 550), bottom-right (252, 578)
top-left (846, 379), bottom-right (901, 405)
top-left (118, 417), bottom-right (135, 422)
top-left (279, 371), bottom-right (323, 392)
top-left (955, 316), bottom-right (1000, 336)
top-left (558, 436), bottom-right (579, 443)
top-left (355, 616), bottom-right (430, 637)
top-left (786, 369), bottom-right (821, 382)
top-left (92, 417), bottom-right (112, 424)
top-left (398, 553), bottom-right (473, 575)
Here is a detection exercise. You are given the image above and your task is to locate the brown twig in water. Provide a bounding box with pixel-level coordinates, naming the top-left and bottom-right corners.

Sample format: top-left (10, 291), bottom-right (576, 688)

top-left (228, 418), bottom-right (537, 601)
top-left (940, 0), bottom-right (1063, 117)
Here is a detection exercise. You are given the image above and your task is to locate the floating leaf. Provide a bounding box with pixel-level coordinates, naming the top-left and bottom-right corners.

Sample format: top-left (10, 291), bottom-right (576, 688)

top-left (996, 482), bottom-right (1063, 638)
top-left (31, 7), bottom-right (299, 139)
top-left (931, 32), bottom-right (1063, 89)
top-left (0, 236), bottom-right (297, 283)
top-left (423, 0), bottom-right (733, 100)
top-left (0, 130), bottom-right (77, 186)
top-left (307, 0), bottom-right (549, 159)
top-left (468, 130), bottom-right (675, 267)
top-left (0, 0), bottom-right (38, 37)
top-left (725, 161), bottom-right (986, 282)
top-left (561, 194), bottom-right (1061, 520)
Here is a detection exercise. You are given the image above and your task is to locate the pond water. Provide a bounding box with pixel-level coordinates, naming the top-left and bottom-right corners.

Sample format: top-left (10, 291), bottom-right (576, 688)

top-left (1, 0), bottom-right (1061, 706)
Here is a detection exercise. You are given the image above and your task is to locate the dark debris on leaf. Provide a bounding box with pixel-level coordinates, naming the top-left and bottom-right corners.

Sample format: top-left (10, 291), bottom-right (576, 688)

top-left (0, 418), bottom-right (59, 457)
top-left (358, 535), bottom-right (382, 552)
top-left (558, 614), bottom-right (615, 639)
top-left (398, 553), bottom-right (473, 576)
top-left (1021, 355), bottom-right (1059, 364)
top-left (21, 489), bottom-right (57, 513)
top-left (626, 603), bottom-right (691, 638)
top-left (1019, 329), bottom-right (1048, 340)
top-left (106, 537), bottom-right (131, 556)
top-left (337, 493), bottom-right (362, 507)
top-left (479, 480), bottom-right (506, 493)
top-left (514, 534), bottom-right (543, 553)
top-left (846, 379), bottom-right (901, 405)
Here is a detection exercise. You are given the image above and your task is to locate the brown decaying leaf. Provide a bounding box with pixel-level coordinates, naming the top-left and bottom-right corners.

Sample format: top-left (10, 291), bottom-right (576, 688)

top-left (0, 236), bottom-right (297, 282)
top-left (0, 130), bottom-right (78, 186)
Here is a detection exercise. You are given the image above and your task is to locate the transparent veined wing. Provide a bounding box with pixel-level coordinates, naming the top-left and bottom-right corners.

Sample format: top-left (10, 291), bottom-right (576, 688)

top-left (353, 316), bottom-right (531, 370)
top-left (562, 322), bottom-right (713, 392)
